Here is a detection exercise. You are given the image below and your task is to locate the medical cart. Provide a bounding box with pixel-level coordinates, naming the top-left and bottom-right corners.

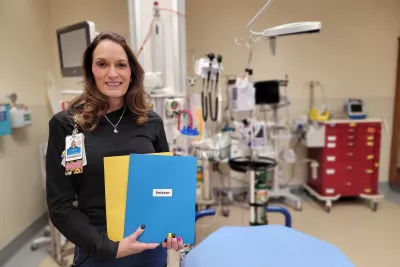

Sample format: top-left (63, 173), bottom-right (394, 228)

top-left (304, 119), bottom-right (384, 212)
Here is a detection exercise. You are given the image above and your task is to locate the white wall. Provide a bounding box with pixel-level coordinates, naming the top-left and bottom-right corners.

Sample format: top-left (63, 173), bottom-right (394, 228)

top-left (0, 0), bottom-right (52, 250)
top-left (186, 0), bottom-right (400, 185)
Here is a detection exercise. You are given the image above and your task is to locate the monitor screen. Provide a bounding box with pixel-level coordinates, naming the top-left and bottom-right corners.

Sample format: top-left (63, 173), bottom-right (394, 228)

top-left (56, 21), bottom-right (95, 77)
top-left (350, 103), bottom-right (363, 113)
top-left (254, 80), bottom-right (280, 105)
top-left (59, 28), bottom-right (87, 68)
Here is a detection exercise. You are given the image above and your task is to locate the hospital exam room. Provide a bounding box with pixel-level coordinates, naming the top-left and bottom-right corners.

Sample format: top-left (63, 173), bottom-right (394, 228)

top-left (1, 0), bottom-right (400, 266)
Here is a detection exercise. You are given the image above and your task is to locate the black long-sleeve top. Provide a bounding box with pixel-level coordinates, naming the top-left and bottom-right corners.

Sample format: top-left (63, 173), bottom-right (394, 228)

top-left (45, 105), bottom-right (169, 260)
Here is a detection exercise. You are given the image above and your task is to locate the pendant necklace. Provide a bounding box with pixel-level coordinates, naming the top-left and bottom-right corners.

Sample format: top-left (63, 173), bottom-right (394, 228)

top-left (104, 105), bottom-right (126, 133)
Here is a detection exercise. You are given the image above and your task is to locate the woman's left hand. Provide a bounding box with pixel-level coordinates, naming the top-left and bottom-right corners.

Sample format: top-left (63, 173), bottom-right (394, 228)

top-left (161, 233), bottom-right (184, 251)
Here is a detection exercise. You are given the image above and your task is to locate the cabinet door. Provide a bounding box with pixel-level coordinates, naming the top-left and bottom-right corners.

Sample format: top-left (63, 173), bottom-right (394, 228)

top-left (389, 38), bottom-right (400, 192)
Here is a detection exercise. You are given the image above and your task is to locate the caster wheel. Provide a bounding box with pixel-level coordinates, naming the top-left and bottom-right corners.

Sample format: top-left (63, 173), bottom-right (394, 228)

top-left (295, 202), bottom-right (302, 211)
top-left (325, 205), bottom-right (331, 213)
top-left (221, 208), bottom-right (230, 217)
top-left (31, 244), bottom-right (39, 251)
top-left (372, 202), bottom-right (378, 212)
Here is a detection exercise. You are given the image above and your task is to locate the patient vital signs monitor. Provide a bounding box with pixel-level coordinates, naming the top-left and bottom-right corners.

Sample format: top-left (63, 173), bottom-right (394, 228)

top-left (56, 21), bottom-right (96, 77)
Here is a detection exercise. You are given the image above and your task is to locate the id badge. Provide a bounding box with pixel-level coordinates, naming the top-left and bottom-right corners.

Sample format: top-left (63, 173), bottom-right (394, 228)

top-left (65, 134), bottom-right (84, 161)
top-left (61, 136), bottom-right (87, 167)
top-left (63, 133), bottom-right (87, 175)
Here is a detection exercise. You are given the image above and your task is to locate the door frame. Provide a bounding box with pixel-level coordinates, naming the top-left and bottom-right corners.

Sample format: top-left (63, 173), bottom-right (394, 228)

top-left (389, 37), bottom-right (400, 191)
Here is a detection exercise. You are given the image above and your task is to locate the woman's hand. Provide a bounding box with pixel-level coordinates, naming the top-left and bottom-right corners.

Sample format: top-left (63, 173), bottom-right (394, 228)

top-left (116, 225), bottom-right (159, 258)
top-left (161, 233), bottom-right (184, 251)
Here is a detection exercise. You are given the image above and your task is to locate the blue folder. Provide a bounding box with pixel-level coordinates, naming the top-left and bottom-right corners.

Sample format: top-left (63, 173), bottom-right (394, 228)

top-left (124, 154), bottom-right (197, 244)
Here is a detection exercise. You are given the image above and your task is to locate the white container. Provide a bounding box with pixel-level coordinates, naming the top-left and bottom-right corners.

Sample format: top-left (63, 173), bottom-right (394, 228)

top-left (10, 107), bottom-right (25, 128)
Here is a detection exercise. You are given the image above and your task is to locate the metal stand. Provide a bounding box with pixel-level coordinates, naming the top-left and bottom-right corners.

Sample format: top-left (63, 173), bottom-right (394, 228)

top-left (31, 226), bottom-right (51, 251)
top-left (196, 160), bottom-right (215, 208)
top-left (47, 220), bottom-right (74, 266)
top-left (228, 155), bottom-right (277, 225)
top-left (267, 105), bottom-right (302, 211)
top-left (304, 184), bottom-right (383, 212)
top-left (179, 209), bottom-right (216, 267)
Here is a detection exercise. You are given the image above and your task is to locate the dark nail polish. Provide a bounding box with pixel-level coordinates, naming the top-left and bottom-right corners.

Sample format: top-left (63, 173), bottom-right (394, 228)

top-left (172, 233), bottom-right (176, 238)
top-left (164, 238), bottom-right (167, 243)
top-left (140, 224), bottom-right (145, 229)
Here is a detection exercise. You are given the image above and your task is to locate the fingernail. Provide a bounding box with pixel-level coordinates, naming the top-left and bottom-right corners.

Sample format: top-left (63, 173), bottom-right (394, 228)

top-left (140, 224), bottom-right (146, 229)
top-left (164, 238), bottom-right (167, 243)
top-left (178, 237), bottom-right (182, 242)
top-left (168, 233), bottom-right (172, 238)
top-left (172, 233), bottom-right (176, 238)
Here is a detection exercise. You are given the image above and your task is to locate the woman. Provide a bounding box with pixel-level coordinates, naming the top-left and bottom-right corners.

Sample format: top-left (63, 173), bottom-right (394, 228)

top-left (46, 31), bottom-right (183, 267)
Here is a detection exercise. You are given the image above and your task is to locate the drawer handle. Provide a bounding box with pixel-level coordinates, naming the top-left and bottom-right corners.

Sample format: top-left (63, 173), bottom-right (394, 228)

top-left (348, 142), bottom-right (354, 146)
top-left (347, 166), bottom-right (353, 170)
top-left (348, 136), bottom-right (355, 140)
top-left (326, 169), bottom-right (335, 175)
top-left (348, 129), bottom-right (355, 132)
top-left (347, 152), bottom-right (354, 156)
top-left (366, 169), bottom-right (373, 174)
top-left (346, 182), bottom-right (352, 186)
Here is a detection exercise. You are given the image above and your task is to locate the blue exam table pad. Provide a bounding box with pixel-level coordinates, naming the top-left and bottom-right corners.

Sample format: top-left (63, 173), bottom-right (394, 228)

top-left (182, 225), bottom-right (355, 267)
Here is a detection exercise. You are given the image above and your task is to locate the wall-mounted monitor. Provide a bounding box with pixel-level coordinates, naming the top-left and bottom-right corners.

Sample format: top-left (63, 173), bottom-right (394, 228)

top-left (56, 21), bottom-right (96, 77)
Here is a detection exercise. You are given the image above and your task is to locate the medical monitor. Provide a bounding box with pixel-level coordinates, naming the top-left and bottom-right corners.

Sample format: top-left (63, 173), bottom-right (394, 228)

top-left (56, 21), bottom-right (96, 77)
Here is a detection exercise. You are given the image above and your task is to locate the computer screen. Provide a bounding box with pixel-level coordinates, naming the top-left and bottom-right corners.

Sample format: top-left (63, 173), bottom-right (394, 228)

top-left (350, 103), bottom-right (363, 113)
top-left (59, 28), bottom-right (87, 68)
top-left (56, 21), bottom-right (95, 77)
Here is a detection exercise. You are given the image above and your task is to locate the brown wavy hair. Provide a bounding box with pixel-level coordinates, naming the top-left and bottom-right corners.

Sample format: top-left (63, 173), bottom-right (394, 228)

top-left (69, 31), bottom-right (149, 131)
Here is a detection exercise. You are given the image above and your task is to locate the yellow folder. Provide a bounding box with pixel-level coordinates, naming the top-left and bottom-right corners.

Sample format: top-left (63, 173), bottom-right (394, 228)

top-left (104, 152), bottom-right (173, 241)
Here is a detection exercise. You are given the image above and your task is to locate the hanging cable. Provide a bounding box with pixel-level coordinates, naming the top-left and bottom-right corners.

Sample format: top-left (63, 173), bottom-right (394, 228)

top-left (135, 2), bottom-right (186, 57)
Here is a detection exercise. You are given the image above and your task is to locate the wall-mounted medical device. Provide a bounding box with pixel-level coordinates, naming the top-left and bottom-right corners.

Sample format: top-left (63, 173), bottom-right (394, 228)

top-left (10, 105), bottom-right (32, 128)
top-left (254, 80), bottom-right (280, 105)
top-left (56, 21), bottom-right (97, 77)
top-left (165, 98), bottom-right (185, 118)
top-left (0, 101), bottom-right (11, 136)
top-left (6, 93), bottom-right (32, 129)
top-left (0, 93), bottom-right (32, 136)
top-left (228, 76), bottom-right (255, 113)
top-left (345, 98), bottom-right (366, 120)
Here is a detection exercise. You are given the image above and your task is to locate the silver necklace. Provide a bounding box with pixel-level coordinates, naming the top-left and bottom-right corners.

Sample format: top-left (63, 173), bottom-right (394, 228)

top-left (104, 105), bottom-right (126, 133)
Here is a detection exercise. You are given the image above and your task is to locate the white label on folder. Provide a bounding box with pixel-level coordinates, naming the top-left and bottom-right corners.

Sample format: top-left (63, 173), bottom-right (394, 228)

top-left (153, 189), bottom-right (173, 197)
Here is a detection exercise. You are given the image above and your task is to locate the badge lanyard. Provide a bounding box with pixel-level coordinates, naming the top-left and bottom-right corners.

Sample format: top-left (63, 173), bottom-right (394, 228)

top-left (61, 115), bottom-right (87, 176)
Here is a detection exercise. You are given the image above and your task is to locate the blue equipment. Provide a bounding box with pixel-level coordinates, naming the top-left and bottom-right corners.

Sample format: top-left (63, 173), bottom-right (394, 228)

top-left (345, 98), bottom-right (366, 119)
top-left (181, 206), bottom-right (294, 267)
top-left (0, 103), bottom-right (11, 136)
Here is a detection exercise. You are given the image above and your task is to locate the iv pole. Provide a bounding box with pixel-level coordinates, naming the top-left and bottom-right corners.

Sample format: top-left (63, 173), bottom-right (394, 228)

top-left (243, 0), bottom-right (322, 211)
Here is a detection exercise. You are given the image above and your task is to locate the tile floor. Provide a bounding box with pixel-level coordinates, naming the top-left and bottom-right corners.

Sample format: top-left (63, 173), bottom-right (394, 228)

top-left (4, 187), bottom-right (400, 267)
